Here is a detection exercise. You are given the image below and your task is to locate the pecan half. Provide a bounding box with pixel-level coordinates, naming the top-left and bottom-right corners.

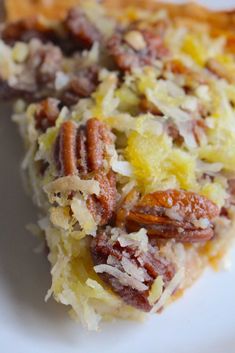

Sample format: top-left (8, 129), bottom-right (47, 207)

top-left (60, 66), bottom-right (99, 106)
top-left (64, 8), bottom-right (102, 50)
top-left (0, 41), bottom-right (63, 102)
top-left (91, 229), bottom-right (175, 311)
top-left (1, 18), bottom-right (56, 45)
top-left (55, 120), bottom-right (78, 176)
top-left (54, 118), bottom-right (116, 225)
top-left (107, 27), bottom-right (169, 72)
top-left (1, 9), bottom-right (101, 54)
top-left (35, 98), bottom-right (60, 132)
top-left (35, 45), bottom-right (63, 85)
top-left (118, 189), bottom-right (219, 242)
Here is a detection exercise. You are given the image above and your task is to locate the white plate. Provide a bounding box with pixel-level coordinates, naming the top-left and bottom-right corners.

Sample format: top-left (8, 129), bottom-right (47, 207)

top-left (1, 2), bottom-right (235, 352)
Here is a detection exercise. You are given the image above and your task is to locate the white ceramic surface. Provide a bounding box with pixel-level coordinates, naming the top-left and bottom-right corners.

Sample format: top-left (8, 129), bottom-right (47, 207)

top-left (1, 2), bottom-right (235, 352)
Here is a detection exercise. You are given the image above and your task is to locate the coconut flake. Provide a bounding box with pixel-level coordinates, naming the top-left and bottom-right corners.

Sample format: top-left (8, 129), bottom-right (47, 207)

top-left (49, 206), bottom-right (71, 230)
top-left (192, 217), bottom-right (210, 229)
top-left (121, 181), bottom-right (137, 199)
top-left (150, 268), bottom-right (184, 313)
top-left (148, 276), bottom-right (164, 305)
top-left (196, 160), bottom-right (223, 173)
top-left (165, 206), bottom-right (183, 221)
top-left (181, 96), bottom-right (198, 112)
top-left (121, 257), bottom-right (146, 282)
top-left (94, 264), bottom-right (148, 291)
top-left (175, 120), bottom-right (197, 149)
top-left (44, 176), bottom-right (100, 196)
top-left (124, 31), bottom-right (147, 51)
top-left (71, 197), bottom-right (97, 235)
top-left (195, 85), bottom-right (211, 102)
top-left (111, 160), bottom-right (133, 177)
top-left (147, 88), bottom-right (191, 122)
top-left (55, 71), bottom-right (70, 90)
top-left (118, 228), bottom-right (149, 253)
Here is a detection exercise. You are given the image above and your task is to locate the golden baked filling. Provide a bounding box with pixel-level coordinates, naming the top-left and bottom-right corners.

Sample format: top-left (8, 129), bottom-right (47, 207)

top-left (1, 0), bottom-right (235, 330)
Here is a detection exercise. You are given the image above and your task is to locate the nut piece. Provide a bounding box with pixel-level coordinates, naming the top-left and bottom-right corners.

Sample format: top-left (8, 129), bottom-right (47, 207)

top-left (91, 229), bottom-right (175, 312)
top-left (54, 118), bottom-right (117, 226)
top-left (124, 30), bottom-right (147, 51)
top-left (36, 45), bottom-right (63, 85)
top-left (120, 189), bottom-right (219, 242)
top-left (35, 98), bottom-right (60, 132)
top-left (107, 27), bottom-right (169, 71)
top-left (56, 120), bottom-right (78, 176)
top-left (61, 66), bottom-right (98, 106)
top-left (64, 8), bottom-right (102, 50)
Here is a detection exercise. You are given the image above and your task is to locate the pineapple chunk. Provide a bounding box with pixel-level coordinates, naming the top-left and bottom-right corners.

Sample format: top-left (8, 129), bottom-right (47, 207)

top-left (182, 34), bottom-right (206, 66)
top-left (199, 81), bottom-right (235, 171)
top-left (136, 66), bottom-right (158, 94)
top-left (199, 141), bottom-right (235, 171)
top-left (166, 149), bottom-right (197, 190)
top-left (115, 86), bottom-right (139, 113)
top-left (126, 131), bottom-right (171, 184)
top-left (200, 182), bottom-right (228, 208)
top-left (126, 131), bottom-right (197, 191)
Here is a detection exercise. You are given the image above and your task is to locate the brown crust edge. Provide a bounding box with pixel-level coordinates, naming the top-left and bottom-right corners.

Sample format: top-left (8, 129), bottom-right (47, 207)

top-left (4, 0), bottom-right (235, 34)
top-left (103, 1), bottom-right (235, 34)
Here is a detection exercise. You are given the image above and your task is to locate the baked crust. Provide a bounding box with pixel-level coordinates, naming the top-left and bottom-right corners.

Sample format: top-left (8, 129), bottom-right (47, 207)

top-left (5, 0), bottom-right (235, 32)
top-left (5, 0), bottom-right (235, 55)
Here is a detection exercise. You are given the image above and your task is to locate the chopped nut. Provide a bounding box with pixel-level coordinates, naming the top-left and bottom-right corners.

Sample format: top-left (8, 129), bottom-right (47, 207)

top-left (91, 229), bottom-right (175, 312)
top-left (124, 30), bottom-right (147, 51)
top-left (107, 27), bottom-right (169, 71)
top-left (35, 98), bottom-right (60, 132)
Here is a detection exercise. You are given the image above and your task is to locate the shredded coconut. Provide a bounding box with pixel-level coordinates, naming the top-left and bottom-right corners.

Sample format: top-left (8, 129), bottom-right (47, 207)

top-left (94, 264), bottom-right (148, 291)
top-left (43, 176), bottom-right (100, 196)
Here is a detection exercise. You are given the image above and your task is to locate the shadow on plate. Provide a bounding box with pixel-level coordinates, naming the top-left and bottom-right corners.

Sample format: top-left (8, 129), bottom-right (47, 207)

top-left (0, 104), bottom-right (78, 341)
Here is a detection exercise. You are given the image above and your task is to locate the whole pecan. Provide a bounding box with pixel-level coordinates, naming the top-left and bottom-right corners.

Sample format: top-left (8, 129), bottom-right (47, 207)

top-left (54, 118), bottom-right (116, 225)
top-left (118, 189), bottom-right (219, 242)
top-left (91, 229), bottom-right (175, 311)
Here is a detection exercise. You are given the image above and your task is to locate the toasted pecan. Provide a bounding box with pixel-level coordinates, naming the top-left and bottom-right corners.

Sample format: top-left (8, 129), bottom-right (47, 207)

top-left (61, 66), bottom-right (99, 106)
top-left (118, 189), bottom-right (219, 242)
top-left (64, 8), bottom-right (102, 50)
top-left (35, 98), bottom-right (60, 132)
top-left (55, 118), bottom-right (117, 225)
top-left (91, 229), bottom-right (175, 311)
top-left (107, 27), bottom-right (169, 72)
top-left (2, 8), bottom-right (102, 54)
top-left (56, 120), bottom-right (78, 176)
